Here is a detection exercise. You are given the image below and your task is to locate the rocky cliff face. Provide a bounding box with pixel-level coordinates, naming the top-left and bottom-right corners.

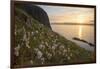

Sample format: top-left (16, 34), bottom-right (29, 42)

top-left (15, 3), bottom-right (52, 29)
top-left (12, 3), bottom-right (95, 68)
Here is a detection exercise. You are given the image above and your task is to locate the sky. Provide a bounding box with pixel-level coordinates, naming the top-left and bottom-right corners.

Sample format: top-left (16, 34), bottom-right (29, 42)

top-left (37, 5), bottom-right (94, 24)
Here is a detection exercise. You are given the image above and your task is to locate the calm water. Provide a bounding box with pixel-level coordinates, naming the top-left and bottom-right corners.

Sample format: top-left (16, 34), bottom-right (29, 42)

top-left (51, 25), bottom-right (95, 51)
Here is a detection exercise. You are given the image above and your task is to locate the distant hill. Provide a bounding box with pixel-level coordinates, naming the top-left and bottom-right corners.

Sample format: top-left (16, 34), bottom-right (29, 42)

top-left (12, 5), bottom-right (95, 68)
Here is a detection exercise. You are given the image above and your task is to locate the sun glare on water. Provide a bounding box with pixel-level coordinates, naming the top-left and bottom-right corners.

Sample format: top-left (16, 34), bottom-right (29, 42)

top-left (79, 26), bottom-right (83, 38)
top-left (77, 14), bottom-right (85, 38)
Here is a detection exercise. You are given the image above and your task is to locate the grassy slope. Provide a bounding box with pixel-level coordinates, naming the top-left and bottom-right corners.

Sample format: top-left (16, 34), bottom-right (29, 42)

top-left (13, 7), bottom-right (95, 67)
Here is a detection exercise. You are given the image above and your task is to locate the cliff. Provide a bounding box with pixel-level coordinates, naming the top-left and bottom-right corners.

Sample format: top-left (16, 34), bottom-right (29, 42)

top-left (15, 3), bottom-right (52, 29)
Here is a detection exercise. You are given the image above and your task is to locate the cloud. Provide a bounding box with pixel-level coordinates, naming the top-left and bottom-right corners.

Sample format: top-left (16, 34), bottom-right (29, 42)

top-left (38, 5), bottom-right (94, 24)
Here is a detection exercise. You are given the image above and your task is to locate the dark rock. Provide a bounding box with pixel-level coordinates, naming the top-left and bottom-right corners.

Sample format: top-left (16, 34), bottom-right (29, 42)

top-left (73, 37), bottom-right (95, 47)
top-left (15, 3), bottom-right (52, 29)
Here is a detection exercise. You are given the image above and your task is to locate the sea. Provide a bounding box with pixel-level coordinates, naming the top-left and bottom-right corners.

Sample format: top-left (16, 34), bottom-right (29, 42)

top-left (51, 24), bottom-right (95, 51)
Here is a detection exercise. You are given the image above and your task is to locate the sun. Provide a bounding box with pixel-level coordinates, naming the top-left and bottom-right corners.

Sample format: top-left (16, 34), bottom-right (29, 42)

top-left (77, 14), bottom-right (86, 24)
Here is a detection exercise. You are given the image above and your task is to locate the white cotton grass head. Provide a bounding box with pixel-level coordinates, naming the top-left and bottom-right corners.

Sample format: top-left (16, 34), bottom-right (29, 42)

top-left (70, 53), bottom-right (73, 57)
top-left (37, 50), bottom-right (43, 59)
top-left (34, 48), bottom-right (39, 52)
top-left (26, 43), bottom-right (30, 48)
top-left (47, 53), bottom-right (52, 58)
top-left (39, 44), bottom-right (45, 49)
top-left (31, 31), bottom-right (34, 35)
top-left (25, 39), bottom-right (30, 48)
top-left (30, 60), bottom-right (33, 64)
top-left (59, 45), bottom-right (65, 50)
top-left (36, 30), bottom-right (38, 33)
top-left (41, 58), bottom-right (45, 64)
top-left (45, 42), bottom-right (48, 46)
top-left (53, 44), bottom-right (58, 48)
top-left (14, 51), bottom-right (19, 56)
top-left (67, 56), bottom-right (71, 60)
top-left (34, 48), bottom-right (43, 59)
top-left (23, 32), bottom-right (27, 41)
top-left (14, 31), bottom-right (16, 35)
top-left (63, 49), bottom-right (67, 53)
top-left (14, 44), bottom-right (20, 56)
top-left (68, 47), bottom-right (70, 52)
top-left (52, 46), bottom-right (56, 50)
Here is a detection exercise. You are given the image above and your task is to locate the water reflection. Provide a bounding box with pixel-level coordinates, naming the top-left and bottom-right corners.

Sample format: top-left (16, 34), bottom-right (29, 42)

top-left (78, 25), bottom-right (83, 38)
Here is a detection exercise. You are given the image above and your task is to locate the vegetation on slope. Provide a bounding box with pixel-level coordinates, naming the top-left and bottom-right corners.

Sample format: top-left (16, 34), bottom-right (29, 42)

top-left (13, 7), bottom-right (95, 68)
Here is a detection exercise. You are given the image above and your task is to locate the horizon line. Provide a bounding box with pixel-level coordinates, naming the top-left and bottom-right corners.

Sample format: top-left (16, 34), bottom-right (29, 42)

top-left (51, 23), bottom-right (94, 25)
